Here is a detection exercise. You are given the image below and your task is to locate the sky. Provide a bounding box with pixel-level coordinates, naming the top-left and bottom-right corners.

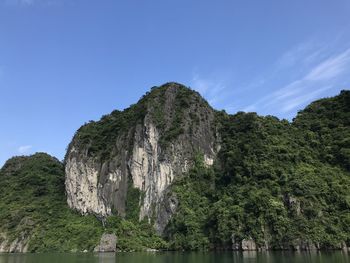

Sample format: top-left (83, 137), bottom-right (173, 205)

top-left (1, 0), bottom-right (350, 166)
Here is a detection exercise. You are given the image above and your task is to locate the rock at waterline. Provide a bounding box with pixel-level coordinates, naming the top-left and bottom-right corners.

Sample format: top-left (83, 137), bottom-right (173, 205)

top-left (93, 233), bottom-right (117, 252)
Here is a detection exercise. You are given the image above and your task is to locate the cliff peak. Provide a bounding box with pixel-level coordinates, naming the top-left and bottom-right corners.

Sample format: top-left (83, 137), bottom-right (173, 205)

top-left (136, 82), bottom-right (210, 111)
top-left (65, 83), bottom-right (219, 233)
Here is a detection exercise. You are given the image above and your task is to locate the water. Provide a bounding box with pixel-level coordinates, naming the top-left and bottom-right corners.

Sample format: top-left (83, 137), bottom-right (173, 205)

top-left (0, 251), bottom-right (349, 263)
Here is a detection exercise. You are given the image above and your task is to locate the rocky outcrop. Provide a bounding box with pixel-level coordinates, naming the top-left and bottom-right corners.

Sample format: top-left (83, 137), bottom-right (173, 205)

top-left (285, 194), bottom-right (301, 216)
top-left (293, 240), bottom-right (320, 251)
top-left (0, 217), bottom-right (34, 253)
top-left (65, 152), bottom-right (111, 216)
top-left (0, 233), bottom-right (30, 253)
top-left (241, 238), bottom-right (257, 251)
top-left (230, 235), bottom-right (328, 251)
top-left (94, 233), bottom-right (117, 252)
top-left (155, 190), bottom-right (178, 233)
top-left (65, 83), bottom-right (219, 233)
top-left (232, 235), bottom-right (258, 251)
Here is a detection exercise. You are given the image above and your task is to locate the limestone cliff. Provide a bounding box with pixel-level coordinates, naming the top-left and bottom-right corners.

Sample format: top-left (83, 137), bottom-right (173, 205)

top-left (1, 87), bottom-right (349, 252)
top-left (65, 83), bottom-right (219, 233)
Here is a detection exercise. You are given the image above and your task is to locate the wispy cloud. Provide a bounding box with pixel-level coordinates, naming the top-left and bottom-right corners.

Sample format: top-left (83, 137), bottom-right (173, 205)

top-left (276, 41), bottom-right (320, 69)
top-left (191, 73), bottom-right (229, 106)
top-left (18, 145), bottom-right (32, 154)
top-left (190, 38), bottom-right (349, 119)
top-left (242, 44), bottom-right (350, 116)
top-left (281, 85), bottom-right (333, 112)
top-left (226, 40), bottom-right (330, 113)
top-left (305, 48), bottom-right (350, 81)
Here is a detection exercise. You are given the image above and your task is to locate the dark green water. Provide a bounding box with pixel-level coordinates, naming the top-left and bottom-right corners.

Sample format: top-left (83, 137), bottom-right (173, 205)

top-left (0, 251), bottom-right (349, 263)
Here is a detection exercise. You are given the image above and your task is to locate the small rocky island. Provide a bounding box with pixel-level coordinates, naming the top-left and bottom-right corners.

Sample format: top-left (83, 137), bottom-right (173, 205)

top-left (0, 83), bottom-right (349, 252)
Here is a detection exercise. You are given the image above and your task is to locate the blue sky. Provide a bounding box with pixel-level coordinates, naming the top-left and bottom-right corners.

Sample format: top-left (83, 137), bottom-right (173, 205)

top-left (1, 0), bottom-right (350, 166)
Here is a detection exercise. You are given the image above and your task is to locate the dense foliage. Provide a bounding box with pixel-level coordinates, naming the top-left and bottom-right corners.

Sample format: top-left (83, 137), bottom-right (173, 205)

top-left (68, 83), bottom-right (209, 161)
top-left (294, 90), bottom-right (350, 171)
top-left (165, 91), bottom-right (350, 250)
top-left (1, 87), bottom-right (349, 252)
top-left (0, 153), bottom-right (166, 252)
top-left (68, 86), bottom-right (168, 161)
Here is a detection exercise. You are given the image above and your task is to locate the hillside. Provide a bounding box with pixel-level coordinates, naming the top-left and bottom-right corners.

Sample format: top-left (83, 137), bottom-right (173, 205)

top-left (167, 108), bottom-right (349, 250)
top-left (65, 82), bottom-right (219, 233)
top-left (0, 83), bottom-right (349, 252)
top-left (0, 153), bottom-right (166, 252)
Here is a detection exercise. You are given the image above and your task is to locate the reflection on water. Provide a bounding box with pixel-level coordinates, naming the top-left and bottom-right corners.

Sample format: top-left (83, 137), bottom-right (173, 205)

top-left (0, 251), bottom-right (349, 263)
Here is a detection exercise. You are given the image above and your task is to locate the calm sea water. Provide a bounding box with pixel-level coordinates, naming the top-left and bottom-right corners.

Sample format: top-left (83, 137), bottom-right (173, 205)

top-left (0, 251), bottom-right (349, 263)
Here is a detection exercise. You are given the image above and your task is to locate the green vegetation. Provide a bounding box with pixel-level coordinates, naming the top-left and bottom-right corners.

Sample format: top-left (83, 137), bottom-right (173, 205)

top-left (125, 181), bottom-right (142, 222)
top-left (146, 84), bottom-right (210, 147)
top-left (1, 87), bottom-right (349, 252)
top-left (165, 91), bottom-right (350, 250)
top-left (158, 87), bottom-right (193, 147)
top-left (105, 217), bottom-right (167, 251)
top-left (72, 105), bottom-right (146, 161)
top-left (69, 83), bottom-right (209, 161)
top-left (165, 154), bottom-right (214, 250)
top-left (294, 90), bottom-right (350, 171)
top-left (0, 153), bottom-right (166, 252)
top-left (69, 84), bottom-right (168, 162)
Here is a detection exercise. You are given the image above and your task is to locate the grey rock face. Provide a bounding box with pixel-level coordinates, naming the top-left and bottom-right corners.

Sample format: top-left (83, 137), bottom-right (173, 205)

top-left (231, 235), bottom-right (258, 251)
top-left (296, 240), bottom-right (320, 250)
top-left (0, 232), bottom-right (30, 253)
top-left (65, 83), bottom-right (219, 233)
top-left (285, 194), bottom-right (301, 216)
top-left (94, 233), bottom-right (117, 252)
top-left (155, 190), bottom-right (178, 233)
top-left (241, 238), bottom-right (257, 251)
